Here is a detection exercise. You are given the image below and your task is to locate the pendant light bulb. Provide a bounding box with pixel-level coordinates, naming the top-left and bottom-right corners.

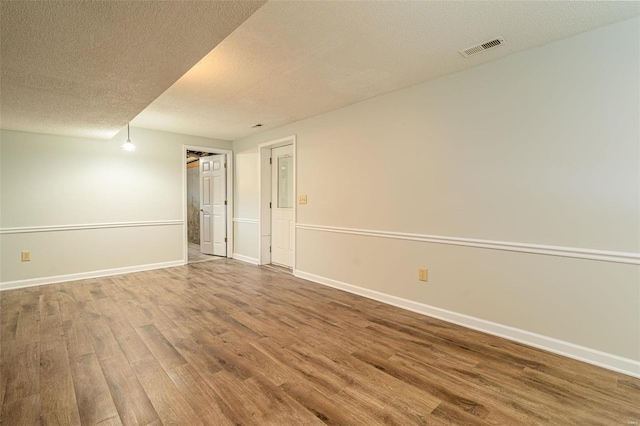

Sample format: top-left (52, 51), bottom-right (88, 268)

top-left (121, 124), bottom-right (136, 151)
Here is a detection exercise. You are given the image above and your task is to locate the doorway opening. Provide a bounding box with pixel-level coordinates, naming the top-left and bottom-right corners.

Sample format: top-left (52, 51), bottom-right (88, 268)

top-left (258, 135), bottom-right (296, 270)
top-left (183, 145), bottom-right (233, 264)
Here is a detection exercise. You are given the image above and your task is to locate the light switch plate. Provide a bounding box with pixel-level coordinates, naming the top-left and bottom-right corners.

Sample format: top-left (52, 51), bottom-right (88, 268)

top-left (299, 195), bottom-right (308, 204)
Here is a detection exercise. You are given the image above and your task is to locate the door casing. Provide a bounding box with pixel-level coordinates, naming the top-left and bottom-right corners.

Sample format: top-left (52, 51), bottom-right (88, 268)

top-left (182, 145), bottom-right (233, 264)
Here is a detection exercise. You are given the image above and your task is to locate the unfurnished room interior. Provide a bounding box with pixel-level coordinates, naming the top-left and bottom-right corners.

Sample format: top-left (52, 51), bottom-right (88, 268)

top-left (0, 1), bottom-right (639, 425)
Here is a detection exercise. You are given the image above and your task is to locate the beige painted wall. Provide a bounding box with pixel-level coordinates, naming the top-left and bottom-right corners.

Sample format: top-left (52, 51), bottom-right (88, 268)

top-left (233, 18), bottom-right (640, 361)
top-left (0, 127), bottom-right (231, 283)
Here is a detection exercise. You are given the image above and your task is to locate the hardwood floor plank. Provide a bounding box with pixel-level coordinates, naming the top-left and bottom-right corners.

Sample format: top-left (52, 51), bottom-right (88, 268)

top-left (1, 394), bottom-right (40, 426)
top-left (86, 319), bottom-right (123, 360)
top-left (280, 379), bottom-right (384, 425)
top-left (0, 303), bottom-right (20, 342)
top-left (166, 363), bottom-right (236, 425)
top-left (387, 351), bottom-right (540, 424)
top-left (2, 341), bottom-right (40, 404)
top-left (93, 297), bottom-right (126, 325)
top-left (39, 314), bottom-right (65, 347)
top-left (244, 374), bottom-right (327, 425)
top-left (290, 341), bottom-right (441, 419)
top-left (94, 415), bottom-right (124, 426)
top-left (138, 303), bottom-right (178, 331)
top-left (40, 343), bottom-right (80, 425)
top-left (200, 370), bottom-right (267, 424)
top-left (15, 297), bottom-right (40, 342)
top-left (84, 281), bottom-right (110, 301)
top-left (119, 301), bottom-right (154, 329)
top-left (520, 367), bottom-right (640, 424)
top-left (430, 401), bottom-right (490, 426)
top-left (100, 354), bottom-right (159, 426)
top-left (39, 290), bottom-right (61, 318)
top-left (135, 324), bottom-right (186, 370)
top-left (161, 327), bottom-right (224, 383)
top-left (131, 358), bottom-right (202, 425)
top-left (190, 329), bottom-right (255, 380)
top-left (69, 353), bottom-right (119, 425)
top-left (106, 320), bottom-right (154, 365)
top-left (352, 350), bottom-right (492, 420)
top-left (63, 319), bottom-right (94, 359)
top-left (0, 360), bottom-right (7, 411)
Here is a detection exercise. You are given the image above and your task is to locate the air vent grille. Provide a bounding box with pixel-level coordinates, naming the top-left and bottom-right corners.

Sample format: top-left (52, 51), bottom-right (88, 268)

top-left (460, 37), bottom-right (505, 57)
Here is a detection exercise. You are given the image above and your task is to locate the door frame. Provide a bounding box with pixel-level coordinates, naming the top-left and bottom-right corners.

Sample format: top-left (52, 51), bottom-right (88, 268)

top-left (182, 144), bottom-right (233, 264)
top-left (258, 135), bottom-right (297, 268)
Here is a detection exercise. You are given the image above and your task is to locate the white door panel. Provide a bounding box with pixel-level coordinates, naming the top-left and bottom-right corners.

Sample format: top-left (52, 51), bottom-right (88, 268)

top-left (200, 154), bottom-right (227, 256)
top-left (271, 145), bottom-right (294, 267)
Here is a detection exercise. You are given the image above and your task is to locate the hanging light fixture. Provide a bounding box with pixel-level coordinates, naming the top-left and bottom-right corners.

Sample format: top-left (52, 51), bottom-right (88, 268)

top-left (121, 123), bottom-right (136, 151)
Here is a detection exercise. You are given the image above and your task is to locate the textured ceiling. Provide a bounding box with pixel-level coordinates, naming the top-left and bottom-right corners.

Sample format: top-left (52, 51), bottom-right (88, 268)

top-left (0, 0), bottom-right (265, 139)
top-left (133, 1), bottom-right (640, 141)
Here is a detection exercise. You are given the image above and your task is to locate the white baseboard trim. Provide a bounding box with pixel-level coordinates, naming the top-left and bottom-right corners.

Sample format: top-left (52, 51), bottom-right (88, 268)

top-left (0, 260), bottom-right (184, 291)
top-left (232, 253), bottom-right (260, 265)
top-left (293, 269), bottom-right (640, 379)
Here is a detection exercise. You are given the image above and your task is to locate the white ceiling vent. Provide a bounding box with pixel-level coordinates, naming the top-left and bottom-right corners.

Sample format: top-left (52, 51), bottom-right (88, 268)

top-left (459, 37), bottom-right (505, 57)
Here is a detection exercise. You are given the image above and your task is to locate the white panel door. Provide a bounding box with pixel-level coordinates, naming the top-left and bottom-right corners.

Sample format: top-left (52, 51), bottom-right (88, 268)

top-left (271, 145), bottom-right (294, 268)
top-left (200, 155), bottom-right (227, 256)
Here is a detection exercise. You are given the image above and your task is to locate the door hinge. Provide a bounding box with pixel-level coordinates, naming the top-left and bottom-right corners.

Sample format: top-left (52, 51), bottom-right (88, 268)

top-left (224, 200), bottom-right (228, 205)
top-left (269, 202), bottom-right (272, 209)
top-left (269, 246), bottom-right (271, 253)
top-left (225, 237), bottom-right (227, 242)
top-left (269, 157), bottom-right (272, 165)
top-left (224, 162), bottom-right (227, 168)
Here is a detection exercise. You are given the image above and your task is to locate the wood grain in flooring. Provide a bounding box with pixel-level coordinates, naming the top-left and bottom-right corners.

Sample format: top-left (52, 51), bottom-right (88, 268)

top-left (1, 259), bottom-right (639, 425)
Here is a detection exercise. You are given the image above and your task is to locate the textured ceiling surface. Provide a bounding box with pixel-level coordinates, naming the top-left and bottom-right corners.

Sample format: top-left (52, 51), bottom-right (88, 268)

top-left (133, 1), bottom-right (640, 141)
top-left (0, 0), bottom-right (265, 139)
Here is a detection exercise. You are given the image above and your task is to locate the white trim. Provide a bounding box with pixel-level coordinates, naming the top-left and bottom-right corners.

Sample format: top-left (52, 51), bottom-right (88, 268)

top-left (0, 220), bottom-right (183, 235)
top-left (0, 260), bottom-right (184, 291)
top-left (233, 218), bottom-right (259, 224)
top-left (296, 223), bottom-right (640, 265)
top-left (232, 253), bottom-right (260, 265)
top-left (293, 269), bottom-right (640, 379)
top-left (257, 135), bottom-right (297, 268)
top-left (182, 145), bottom-right (234, 265)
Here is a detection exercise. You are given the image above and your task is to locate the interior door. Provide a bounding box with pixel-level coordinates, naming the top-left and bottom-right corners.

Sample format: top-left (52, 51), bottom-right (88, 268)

top-left (271, 145), bottom-right (294, 267)
top-left (200, 154), bottom-right (227, 256)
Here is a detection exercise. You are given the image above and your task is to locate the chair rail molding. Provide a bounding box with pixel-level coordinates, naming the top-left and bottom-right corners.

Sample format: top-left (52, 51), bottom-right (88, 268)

top-left (296, 223), bottom-right (640, 265)
top-left (232, 218), bottom-right (259, 224)
top-left (0, 220), bottom-right (184, 235)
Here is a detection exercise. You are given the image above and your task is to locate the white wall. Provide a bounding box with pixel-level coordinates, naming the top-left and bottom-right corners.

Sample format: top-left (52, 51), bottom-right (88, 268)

top-left (232, 150), bottom-right (260, 262)
top-left (233, 18), bottom-right (640, 371)
top-left (0, 127), bottom-right (231, 284)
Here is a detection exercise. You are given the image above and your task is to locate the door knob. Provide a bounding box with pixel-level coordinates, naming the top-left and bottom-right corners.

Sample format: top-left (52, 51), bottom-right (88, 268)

top-left (200, 208), bottom-right (204, 212)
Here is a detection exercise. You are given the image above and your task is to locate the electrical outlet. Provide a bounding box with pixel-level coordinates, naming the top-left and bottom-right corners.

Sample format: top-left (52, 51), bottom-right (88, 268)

top-left (21, 251), bottom-right (31, 262)
top-left (298, 195), bottom-right (308, 204)
top-left (418, 267), bottom-right (428, 282)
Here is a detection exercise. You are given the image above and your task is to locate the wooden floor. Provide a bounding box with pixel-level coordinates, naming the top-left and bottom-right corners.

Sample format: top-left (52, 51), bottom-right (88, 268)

top-left (187, 242), bottom-right (221, 264)
top-left (1, 260), bottom-right (639, 425)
